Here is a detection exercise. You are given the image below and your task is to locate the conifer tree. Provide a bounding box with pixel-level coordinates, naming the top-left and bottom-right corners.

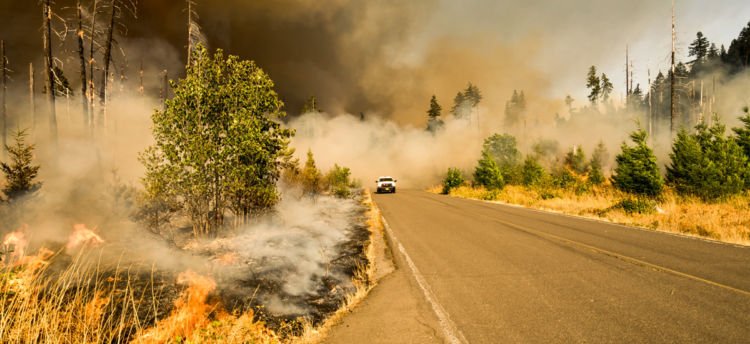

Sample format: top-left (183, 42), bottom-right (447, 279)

top-left (426, 95), bottom-right (444, 133)
top-left (1, 130), bottom-right (42, 202)
top-left (301, 149), bottom-right (322, 196)
top-left (586, 66), bottom-right (601, 105)
top-left (600, 73), bottom-right (613, 102)
top-left (589, 141), bottom-right (609, 185)
top-left (612, 129), bottom-right (663, 197)
top-left (451, 91), bottom-right (467, 118)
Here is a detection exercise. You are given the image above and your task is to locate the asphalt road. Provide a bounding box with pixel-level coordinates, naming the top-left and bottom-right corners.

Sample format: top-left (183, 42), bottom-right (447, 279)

top-left (362, 189), bottom-right (750, 343)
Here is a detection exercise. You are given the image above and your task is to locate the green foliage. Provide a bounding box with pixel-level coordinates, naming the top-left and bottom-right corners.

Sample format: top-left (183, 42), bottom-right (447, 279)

top-left (442, 167), bottom-right (464, 194)
top-left (564, 146), bottom-right (589, 175)
top-left (667, 119), bottom-right (748, 200)
top-left (301, 95), bottom-right (320, 114)
top-left (482, 133), bottom-right (522, 184)
top-left (324, 164), bottom-right (353, 198)
top-left (140, 46), bottom-right (293, 236)
top-left (551, 166), bottom-right (576, 189)
top-left (612, 129), bottom-right (663, 197)
top-left (586, 66), bottom-right (601, 104)
top-left (1, 130), bottom-right (41, 202)
top-left (504, 90), bottom-right (526, 127)
top-left (521, 156), bottom-right (545, 186)
top-left (600, 73), bottom-right (613, 102)
top-left (734, 107), bottom-right (750, 188)
top-left (616, 197), bottom-right (656, 214)
top-left (426, 95), bottom-right (444, 133)
top-left (689, 31), bottom-right (711, 62)
top-left (474, 151), bottom-right (505, 190)
top-left (463, 83), bottom-right (482, 107)
top-left (301, 150), bottom-right (323, 196)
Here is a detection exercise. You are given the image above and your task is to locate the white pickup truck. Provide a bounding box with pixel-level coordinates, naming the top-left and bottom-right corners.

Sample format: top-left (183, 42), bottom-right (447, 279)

top-left (375, 176), bottom-right (397, 194)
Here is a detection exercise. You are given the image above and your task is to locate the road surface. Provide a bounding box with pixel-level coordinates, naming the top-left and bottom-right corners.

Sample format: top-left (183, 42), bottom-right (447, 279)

top-left (325, 189), bottom-right (750, 343)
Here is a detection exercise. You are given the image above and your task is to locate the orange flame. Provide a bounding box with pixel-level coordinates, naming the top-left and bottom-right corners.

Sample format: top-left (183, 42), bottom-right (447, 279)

top-left (66, 224), bottom-right (104, 250)
top-left (133, 270), bottom-right (217, 343)
top-left (2, 226), bottom-right (29, 261)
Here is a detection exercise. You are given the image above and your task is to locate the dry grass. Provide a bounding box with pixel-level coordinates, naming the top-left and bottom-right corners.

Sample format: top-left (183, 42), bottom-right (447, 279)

top-left (445, 185), bottom-right (750, 246)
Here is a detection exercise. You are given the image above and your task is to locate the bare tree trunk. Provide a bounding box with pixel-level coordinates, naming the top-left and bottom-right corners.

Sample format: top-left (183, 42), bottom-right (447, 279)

top-left (670, 0), bottom-right (677, 137)
top-left (187, 0), bottom-right (193, 66)
top-left (43, 0), bottom-right (58, 144)
top-left (138, 59), bottom-right (144, 95)
top-left (1, 40), bottom-right (6, 158)
top-left (98, 1), bottom-right (117, 129)
top-left (29, 63), bottom-right (36, 132)
top-left (77, 0), bottom-right (89, 129)
top-left (88, 0), bottom-right (98, 131)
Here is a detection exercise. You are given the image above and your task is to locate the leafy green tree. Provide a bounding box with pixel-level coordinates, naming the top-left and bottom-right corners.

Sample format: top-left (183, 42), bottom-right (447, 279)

top-left (586, 66), bottom-right (601, 104)
top-left (442, 167), bottom-right (464, 194)
top-left (482, 134), bottom-right (522, 184)
top-left (521, 156), bottom-right (545, 186)
top-left (612, 129), bottom-right (663, 197)
top-left (667, 119), bottom-right (748, 200)
top-left (1, 130), bottom-right (41, 202)
top-left (140, 46), bottom-right (293, 236)
top-left (600, 73), bottom-right (613, 102)
top-left (426, 95), bottom-right (444, 133)
top-left (474, 151), bottom-right (504, 190)
top-left (324, 164), bottom-right (352, 198)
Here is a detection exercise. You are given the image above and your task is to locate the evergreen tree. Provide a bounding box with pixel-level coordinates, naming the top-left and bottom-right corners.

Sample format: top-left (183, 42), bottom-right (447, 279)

top-left (1, 130), bottom-right (41, 202)
top-left (589, 141), bottom-right (609, 185)
top-left (600, 73), bottom-right (613, 102)
top-left (426, 95), bottom-right (444, 133)
top-left (464, 82), bottom-right (482, 107)
top-left (451, 91), bottom-right (468, 118)
top-left (688, 31), bottom-right (710, 62)
top-left (474, 151), bottom-right (504, 190)
top-left (725, 21), bottom-right (750, 71)
top-left (301, 95), bottom-right (320, 114)
top-left (612, 129), bottom-right (663, 197)
top-left (733, 107), bottom-right (750, 160)
top-left (301, 149), bottom-right (322, 196)
top-left (564, 95), bottom-right (574, 113)
top-left (504, 90), bottom-right (527, 127)
top-left (586, 66), bottom-right (601, 105)
top-left (666, 119), bottom-right (748, 200)
top-left (140, 46), bottom-right (293, 236)
top-left (564, 146), bottom-right (588, 174)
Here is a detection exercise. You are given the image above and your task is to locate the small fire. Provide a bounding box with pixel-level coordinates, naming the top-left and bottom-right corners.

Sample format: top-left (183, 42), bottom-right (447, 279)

top-left (2, 226), bottom-right (29, 262)
top-left (66, 224), bottom-right (104, 250)
top-left (133, 270), bottom-right (217, 343)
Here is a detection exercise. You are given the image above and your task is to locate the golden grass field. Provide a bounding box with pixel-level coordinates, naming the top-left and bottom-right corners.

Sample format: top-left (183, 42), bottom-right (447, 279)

top-left (430, 184), bottom-right (750, 246)
top-left (0, 192), bottom-right (380, 344)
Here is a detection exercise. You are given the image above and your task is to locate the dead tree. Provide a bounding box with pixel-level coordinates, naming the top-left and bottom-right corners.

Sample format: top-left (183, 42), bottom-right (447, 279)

top-left (1, 40), bottom-right (6, 158)
top-left (187, 0), bottom-right (206, 67)
top-left (29, 63), bottom-right (35, 131)
top-left (43, 0), bottom-right (58, 143)
top-left (88, 0), bottom-right (98, 127)
top-left (98, 1), bottom-right (116, 128)
top-left (670, 0), bottom-right (677, 136)
top-left (76, 0), bottom-right (89, 129)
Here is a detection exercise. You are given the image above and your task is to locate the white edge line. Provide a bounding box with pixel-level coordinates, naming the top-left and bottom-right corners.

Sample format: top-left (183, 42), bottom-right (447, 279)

top-left (381, 216), bottom-right (467, 344)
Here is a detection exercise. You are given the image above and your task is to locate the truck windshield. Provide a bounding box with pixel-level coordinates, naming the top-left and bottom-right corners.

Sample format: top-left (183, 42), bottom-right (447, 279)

top-left (379, 178), bottom-right (393, 182)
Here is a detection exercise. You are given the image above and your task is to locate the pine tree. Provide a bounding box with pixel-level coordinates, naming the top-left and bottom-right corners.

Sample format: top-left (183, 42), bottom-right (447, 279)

top-left (600, 73), bottom-right (613, 102)
top-left (474, 151), bottom-right (504, 190)
top-left (504, 90), bottom-right (526, 127)
top-left (733, 107), bottom-right (750, 188)
top-left (451, 91), bottom-right (467, 118)
top-left (426, 94), bottom-right (444, 133)
top-left (612, 129), bottom-right (663, 197)
top-left (667, 119), bottom-right (748, 200)
top-left (301, 149), bottom-right (322, 196)
top-left (688, 31), bottom-right (710, 62)
top-left (589, 141), bottom-right (609, 185)
top-left (586, 66), bottom-right (601, 105)
top-left (464, 83), bottom-right (482, 107)
top-left (1, 130), bottom-right (42, 202)
top-left (521, 156), bottom-right (545, 186)
top-left (442, 167), bottom-right (464, 194)
top-left (301, 95), bottom-right (320, 114)
top-left (564, 146), bottom-right (588, 174)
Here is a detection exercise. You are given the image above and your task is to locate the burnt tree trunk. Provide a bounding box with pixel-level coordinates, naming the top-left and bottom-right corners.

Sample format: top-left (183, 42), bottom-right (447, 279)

top-left (98, 1), bottom-right (116, 129)
top-left (88, 0), bottom-right (98, 128)
top-left (1, 40), bottom-right (6, 158)
top-left (29, 63), bottom-right (36, 131)
top-left (77, 0), bottom-right (89, 129)
top-left (43, 0), bottom-right (58, 143)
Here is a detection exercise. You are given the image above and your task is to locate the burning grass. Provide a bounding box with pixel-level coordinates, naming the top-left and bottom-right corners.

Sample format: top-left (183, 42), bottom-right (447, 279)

top-left (0, 191), bottom-right (377, 343)
top-left (443, 185), bottom-right (750, 245)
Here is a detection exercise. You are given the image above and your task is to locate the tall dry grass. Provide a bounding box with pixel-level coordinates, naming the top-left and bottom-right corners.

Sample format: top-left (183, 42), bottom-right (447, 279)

top-left (446, 185), bottom-right (750, 245)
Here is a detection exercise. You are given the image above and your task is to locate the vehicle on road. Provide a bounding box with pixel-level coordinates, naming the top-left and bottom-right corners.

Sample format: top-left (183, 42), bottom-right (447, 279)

top-left (375, 176), bottom-right (397, 193)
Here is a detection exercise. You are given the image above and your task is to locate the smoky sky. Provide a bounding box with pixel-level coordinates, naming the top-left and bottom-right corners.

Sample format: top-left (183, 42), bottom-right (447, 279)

top-left (1, 0), bottom-right (749, 122)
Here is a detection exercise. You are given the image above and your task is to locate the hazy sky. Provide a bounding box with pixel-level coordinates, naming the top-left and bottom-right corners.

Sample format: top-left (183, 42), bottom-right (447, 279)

top-left (420, 0), bottom-right (750, 102)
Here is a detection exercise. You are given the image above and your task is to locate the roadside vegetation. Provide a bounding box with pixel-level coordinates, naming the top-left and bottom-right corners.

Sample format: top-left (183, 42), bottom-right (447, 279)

top-left (436, 108), bottom-right (750, 245)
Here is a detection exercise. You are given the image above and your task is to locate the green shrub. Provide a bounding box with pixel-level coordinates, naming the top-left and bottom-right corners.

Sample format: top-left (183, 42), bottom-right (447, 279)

top-left (612, 129), bottom-right (663, 198)
top-left (442, 167), bottom-right (465, 194)
top-left (551, 167), bottom-right (576, 189)
top-left (521, 156), bottom-right (545, 186)
top-left (616, 197), bottom-right (656, 214)
top-left (324, 164), bottom-right (353, 198)
top-left (667, 120), bottom-right (747, 201)
top-left (474, 152), bottom-right (505, 190)
top-left (483, 189), bottom-right (501, 200)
